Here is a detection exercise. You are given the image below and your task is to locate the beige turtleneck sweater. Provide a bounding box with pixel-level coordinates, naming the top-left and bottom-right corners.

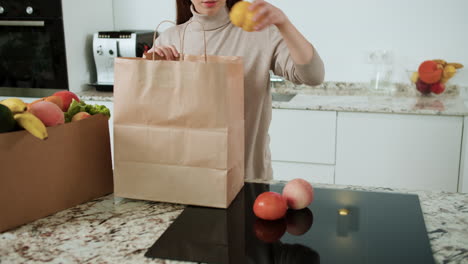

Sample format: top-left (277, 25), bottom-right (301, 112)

top-left (155, 6), bottom-right (324, 180)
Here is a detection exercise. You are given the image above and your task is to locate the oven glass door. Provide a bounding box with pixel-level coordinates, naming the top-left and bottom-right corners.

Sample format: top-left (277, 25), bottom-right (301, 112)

top-left (0, 19), bottom-right (68, 90)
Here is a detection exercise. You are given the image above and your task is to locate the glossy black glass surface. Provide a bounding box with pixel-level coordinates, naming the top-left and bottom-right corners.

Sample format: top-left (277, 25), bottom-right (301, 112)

top-left (146, 183), bottom-right (435, 264)
top-left (0, 0), bottom-right (62, 18)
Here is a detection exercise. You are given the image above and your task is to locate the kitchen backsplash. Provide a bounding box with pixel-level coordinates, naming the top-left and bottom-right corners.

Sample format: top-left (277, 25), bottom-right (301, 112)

top-left (112, 0), bottom-right (468, 86)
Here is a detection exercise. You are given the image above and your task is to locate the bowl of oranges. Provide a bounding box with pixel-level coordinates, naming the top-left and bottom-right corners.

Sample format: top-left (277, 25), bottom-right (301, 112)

top-left (410, 59), bottom-right (464, 96)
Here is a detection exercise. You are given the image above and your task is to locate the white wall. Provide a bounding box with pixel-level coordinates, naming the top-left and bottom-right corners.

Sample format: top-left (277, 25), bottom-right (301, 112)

top-left (62, 0), bottom-right (114, 93)
top-left (113, 0), bottom-right (176, 31)
top-left (112, 0), bottom-right (468, 86)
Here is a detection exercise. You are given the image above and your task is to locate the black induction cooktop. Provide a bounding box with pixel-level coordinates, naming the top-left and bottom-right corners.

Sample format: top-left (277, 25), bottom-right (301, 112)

top-left (145, 183), bottom-right (435, 264)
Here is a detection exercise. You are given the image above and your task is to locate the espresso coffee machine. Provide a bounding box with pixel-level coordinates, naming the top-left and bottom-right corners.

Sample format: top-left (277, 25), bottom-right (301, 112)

top-left (92, 30), bottom-right (154, 91)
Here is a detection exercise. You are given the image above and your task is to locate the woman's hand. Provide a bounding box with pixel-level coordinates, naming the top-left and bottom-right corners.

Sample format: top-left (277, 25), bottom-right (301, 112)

top-left (145, 45), bottom-right (179, 60)
top-left (249, 0), bottom-right (317, 67)
top-left (249, 0), bottom-right (289, 31)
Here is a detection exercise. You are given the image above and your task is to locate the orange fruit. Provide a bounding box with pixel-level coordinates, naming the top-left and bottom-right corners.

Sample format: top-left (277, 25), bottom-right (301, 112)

top-left (44, 96), bottom-right (64, 112)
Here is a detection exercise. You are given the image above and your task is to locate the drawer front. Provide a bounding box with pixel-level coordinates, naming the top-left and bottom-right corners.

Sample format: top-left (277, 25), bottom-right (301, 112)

top-left (270, 109), bottom-right (336, 164)
top-left (335, 112), bottom-right (462, 192)
top-left (272, 161), bottom-right (334, 184)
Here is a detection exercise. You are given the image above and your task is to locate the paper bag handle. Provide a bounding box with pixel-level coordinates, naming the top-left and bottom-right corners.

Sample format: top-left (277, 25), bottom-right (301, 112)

top-left (151, 20), bottom-right (178, 61)
top-left (150, 20), bottom-right (207, 63)
top-left (181, 20), bottom-right (208, 63)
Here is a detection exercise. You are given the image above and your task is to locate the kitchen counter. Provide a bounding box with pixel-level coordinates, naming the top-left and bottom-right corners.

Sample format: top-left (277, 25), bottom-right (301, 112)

top-left (272, 93), bottom-right (468, 116)
top-left (77, 82), bottom-right (468, 116)
top-left (77, 89), bottom-right (113, 102)
top-left (1, 181), bottom-right (467, 264)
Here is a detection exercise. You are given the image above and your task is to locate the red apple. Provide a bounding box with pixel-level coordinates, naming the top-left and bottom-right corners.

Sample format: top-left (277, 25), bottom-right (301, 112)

top-left (52, 91), bottom-right (80, 111)
top-left (430, 82), bottom-right (445, 94)
top-left (282, 179), bottom-right (314, 210)
top-left (254, 218), bottom-right (287, 243)
top-left (72, 112), bottom-right (91, 122)
top-left (416, 79), bottom-right (431, 95)
top-left (286, 208), bottom-right (314, 236)
top-left (253, 192), bottom-right (288, 221)
top-left (418, 60), bottom-right (442, 84)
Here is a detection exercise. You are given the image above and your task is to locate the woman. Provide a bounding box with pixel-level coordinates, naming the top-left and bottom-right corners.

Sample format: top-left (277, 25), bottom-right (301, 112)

top-left (151, 0), bottom-right (325, 180)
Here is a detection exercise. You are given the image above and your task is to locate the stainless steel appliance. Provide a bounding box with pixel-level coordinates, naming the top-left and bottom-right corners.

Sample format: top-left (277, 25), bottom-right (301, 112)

top-left (91, 31), bottom-right (154, 91)
top-left (0, 0), bottom-right (68, 97)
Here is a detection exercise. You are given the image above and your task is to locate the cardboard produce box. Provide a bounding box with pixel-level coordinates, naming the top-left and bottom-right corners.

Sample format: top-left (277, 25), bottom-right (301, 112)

top-left (0, 114), bottom-right (113, 233)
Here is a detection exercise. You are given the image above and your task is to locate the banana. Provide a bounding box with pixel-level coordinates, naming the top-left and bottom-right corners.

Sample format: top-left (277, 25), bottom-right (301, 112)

top-left (410, 71), bottom-right (419, 83)
top-left (443, 65), bottom-right (457, 79)
top-left (14, 112), bottom-right (48, 140)
top-left (0, 98), bottom-right (28, 113)
top-left (433, 59), bottom-right (447, 67)
top-left (447, 62), bottom-right (464, 69)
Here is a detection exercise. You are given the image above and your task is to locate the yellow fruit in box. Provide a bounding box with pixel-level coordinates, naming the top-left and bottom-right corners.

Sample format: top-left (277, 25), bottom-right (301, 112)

top-left (14, 112), bottom-right (48, 140)
top-left (0, 98), bottom-right (27, 113)
top-left (230, 1), bottom-right (258, 32)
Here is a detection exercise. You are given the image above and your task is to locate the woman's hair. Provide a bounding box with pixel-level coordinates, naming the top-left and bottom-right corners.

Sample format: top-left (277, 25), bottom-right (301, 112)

top-left (176, 0), bottom-right (242, 24)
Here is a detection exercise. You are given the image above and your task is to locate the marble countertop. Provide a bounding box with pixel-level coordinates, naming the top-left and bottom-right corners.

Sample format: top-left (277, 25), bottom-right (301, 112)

top-left (1, 181), bottom-right (467, 264)
top-left (272, 93), bottom-right (468, 116)
top-left (76, 89), bottom-right (113, 102)
top-left (77, 82), bottom-right (468, 116)
top-left (273, 81), bottom-right (468, 116)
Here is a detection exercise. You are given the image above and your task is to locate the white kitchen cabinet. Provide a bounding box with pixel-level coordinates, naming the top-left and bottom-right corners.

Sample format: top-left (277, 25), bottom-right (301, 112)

top-left (270, 109), bottom-right (337, 164)
top-left (457, 116), bottom-right (468, 193)
top-left (335, 112), bottom-right (462, 192)
top-left (269, 109), bottom-right (336, 184)
top-left (272, 161), bottom-right (334, 184)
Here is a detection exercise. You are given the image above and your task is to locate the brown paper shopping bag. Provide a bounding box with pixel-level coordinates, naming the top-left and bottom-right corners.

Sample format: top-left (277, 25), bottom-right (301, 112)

top-left (113, 21), bottom-right (244, 208)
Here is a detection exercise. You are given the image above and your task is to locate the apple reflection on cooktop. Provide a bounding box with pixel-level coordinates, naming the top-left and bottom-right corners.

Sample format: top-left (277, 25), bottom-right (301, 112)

top-left (145, 183), bottom-right (434, 264)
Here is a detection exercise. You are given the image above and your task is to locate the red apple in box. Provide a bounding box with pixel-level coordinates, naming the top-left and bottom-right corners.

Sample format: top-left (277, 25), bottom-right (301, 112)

top-left (72, 112), bottom-right (91, 122)
top-left (52, 91), bottom-right (80, 111)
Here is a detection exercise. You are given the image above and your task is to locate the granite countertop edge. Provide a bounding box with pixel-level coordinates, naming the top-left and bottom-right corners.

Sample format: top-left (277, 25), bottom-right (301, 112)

top-left (77, 82), bottom-right (468, 116)
top-left (0, 180), bottom-right (467, 264)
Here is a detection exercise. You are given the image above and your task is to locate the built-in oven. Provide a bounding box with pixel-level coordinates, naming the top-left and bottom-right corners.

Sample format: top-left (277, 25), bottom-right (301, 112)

top-left (0, 0), bottom-right (68, 97)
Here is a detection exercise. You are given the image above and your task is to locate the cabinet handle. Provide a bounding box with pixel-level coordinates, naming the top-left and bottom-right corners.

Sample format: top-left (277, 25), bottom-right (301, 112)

top-left (0, 20), bottom-right (45, 27)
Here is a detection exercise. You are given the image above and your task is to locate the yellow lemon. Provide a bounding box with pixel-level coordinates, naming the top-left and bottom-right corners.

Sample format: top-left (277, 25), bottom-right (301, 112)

top-left (230, 1), bottom-right (257, 32)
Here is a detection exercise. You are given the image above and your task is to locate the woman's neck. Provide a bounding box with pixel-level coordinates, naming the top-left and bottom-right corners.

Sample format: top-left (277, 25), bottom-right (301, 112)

top-left (189, 4), bottom-right (230, 31)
